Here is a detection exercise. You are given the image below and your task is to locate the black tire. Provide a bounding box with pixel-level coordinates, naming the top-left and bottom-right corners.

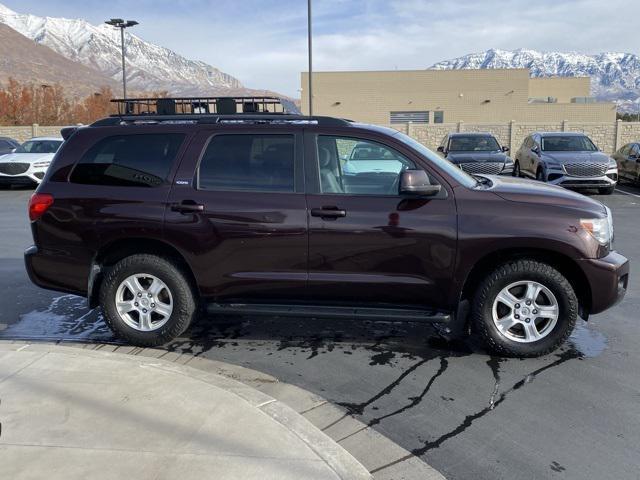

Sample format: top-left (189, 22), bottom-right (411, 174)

top-left (472, 259), bottom-right (577, 357)
top-left (513, 160), bottom-right (521, 177)
top-left (598, 186), bottom-right (615, 195)
top-left (536, 168), bottom-right (546, 182)
top-left (100, 254), bottom-right (196, 347)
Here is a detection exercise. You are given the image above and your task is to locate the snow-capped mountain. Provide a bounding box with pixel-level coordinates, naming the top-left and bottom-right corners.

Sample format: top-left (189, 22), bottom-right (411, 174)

top-left (0, 2), bottom-right (244, 96)
top-left (430, 48), bottom-right (640, 111)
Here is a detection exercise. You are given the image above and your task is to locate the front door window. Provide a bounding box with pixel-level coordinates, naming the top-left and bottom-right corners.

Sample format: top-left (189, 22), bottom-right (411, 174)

top-left (316, 136), bottom-right (416, 196)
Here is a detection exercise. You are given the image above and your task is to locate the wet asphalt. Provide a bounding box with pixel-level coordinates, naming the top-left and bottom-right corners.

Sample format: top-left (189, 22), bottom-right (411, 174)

top-left (1, 184), bottom-right (639, 480)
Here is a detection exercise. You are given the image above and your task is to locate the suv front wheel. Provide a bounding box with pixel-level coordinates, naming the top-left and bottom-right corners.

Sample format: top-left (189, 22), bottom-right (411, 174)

top-left (100, 254), bottom-right (197, 346)
top-left (473, 260), bottom-right (577, 357)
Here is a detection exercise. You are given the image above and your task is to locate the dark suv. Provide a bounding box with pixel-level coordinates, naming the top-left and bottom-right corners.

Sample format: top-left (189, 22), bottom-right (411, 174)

top-left (24, 97), bottom-right (629, 357)
top-left (437, 132), bottom-right (514, 176)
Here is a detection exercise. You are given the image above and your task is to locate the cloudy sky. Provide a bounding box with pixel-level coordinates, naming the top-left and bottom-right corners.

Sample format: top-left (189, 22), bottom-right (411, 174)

top-left (3, 0), bottom-right (639, 96)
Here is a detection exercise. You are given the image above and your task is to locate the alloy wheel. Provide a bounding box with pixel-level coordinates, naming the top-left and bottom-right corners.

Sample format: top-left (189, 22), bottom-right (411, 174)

top-left (491, 280), bottom-right (559, 343)
top-left (115, 274), bottom-right (173, 331)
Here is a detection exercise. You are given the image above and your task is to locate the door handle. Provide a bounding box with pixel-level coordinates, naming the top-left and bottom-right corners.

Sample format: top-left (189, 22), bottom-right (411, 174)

top-left (171, 201), bottom-right (204, 213)
top-left (311, 207), bottom-right (347, 219)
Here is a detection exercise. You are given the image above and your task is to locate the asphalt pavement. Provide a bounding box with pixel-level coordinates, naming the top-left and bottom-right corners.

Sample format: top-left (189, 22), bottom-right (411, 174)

top-left (1, 184), bottom-right (639, 480)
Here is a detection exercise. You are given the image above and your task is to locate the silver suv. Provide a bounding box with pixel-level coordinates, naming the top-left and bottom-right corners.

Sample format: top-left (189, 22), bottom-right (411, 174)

top-left (515, 132), bottom-right (617, 195)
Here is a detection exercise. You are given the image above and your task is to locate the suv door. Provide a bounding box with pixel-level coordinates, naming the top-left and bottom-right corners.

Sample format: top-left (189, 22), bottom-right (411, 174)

top-left (164, 127), bottom-right (308, 302)
top-left (518, 136), bottom-right (531, 176)
top-left (615, 145), bottom-right (630, 178)
top-left (304, 131), bottom-right (457, 307)
top-left (626, 144), bottom-right (640, 181)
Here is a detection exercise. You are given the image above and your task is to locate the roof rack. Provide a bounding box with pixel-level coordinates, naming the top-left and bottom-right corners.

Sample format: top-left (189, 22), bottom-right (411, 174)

top-left (91, 96), bottom-right (351, 127)
top-left (110, 96), bottom-right (299, 116)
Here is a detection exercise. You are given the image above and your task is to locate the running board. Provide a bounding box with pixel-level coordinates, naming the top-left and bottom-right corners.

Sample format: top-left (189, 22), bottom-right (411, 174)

top-left (205, 303), bottom-right (451, 323)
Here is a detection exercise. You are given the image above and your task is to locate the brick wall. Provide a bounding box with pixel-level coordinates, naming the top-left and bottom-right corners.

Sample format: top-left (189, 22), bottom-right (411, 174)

top-left (2, 121), bottom-right (640, 155)
top-left (382, 120), bottom-right (640, 155)
top-left (0, 124), bottom-right (66, 143)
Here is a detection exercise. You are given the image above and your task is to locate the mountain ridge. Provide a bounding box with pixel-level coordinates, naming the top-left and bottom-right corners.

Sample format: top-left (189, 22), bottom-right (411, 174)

top-left (0, 2), bottom-right (249, 96)
top-left (429, 48), bottom-right (640, 112)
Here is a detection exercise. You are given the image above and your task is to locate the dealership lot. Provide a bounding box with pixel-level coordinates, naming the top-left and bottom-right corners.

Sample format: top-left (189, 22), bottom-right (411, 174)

top-left (1, 185), bottom-right (639, 480)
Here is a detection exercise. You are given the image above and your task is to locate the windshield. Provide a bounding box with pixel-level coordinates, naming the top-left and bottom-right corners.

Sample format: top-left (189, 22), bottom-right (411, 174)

top-left (393, 131), bottom-right (478, 188)
top-left (15, 140), bottom-right (63, 154)
top-left (541, 135), bottom-right (597, 152)
top-left (449, 135), bottom-right (501, 152)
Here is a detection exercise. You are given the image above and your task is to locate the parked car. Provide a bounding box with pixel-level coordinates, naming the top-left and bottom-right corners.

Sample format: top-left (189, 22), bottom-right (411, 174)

top-left (514, 132), bottom-right (618, 194)
top-left (0, 136), bottom-right (20, 156)
top-left (436, 132), bottom-right (514, 176)
top-left (612, 142), bottom-right (640, 185)
top-left (0, 137), bottom-right (64, 187)
top-left (24, 97), bottom-right (629, 357)
top-left (342, 142), bottom-right (406, 176)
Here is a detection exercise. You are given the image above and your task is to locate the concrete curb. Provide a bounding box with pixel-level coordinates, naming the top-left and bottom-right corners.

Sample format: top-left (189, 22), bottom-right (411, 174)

top-left (0, 341), bottom-right (372, 480)
top-left (2, 340), bottom-right (446, 479)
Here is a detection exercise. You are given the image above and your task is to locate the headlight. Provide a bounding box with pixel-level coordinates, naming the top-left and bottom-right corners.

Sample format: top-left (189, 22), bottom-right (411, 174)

top-left (580, 208), bottom-right (613, 247)
top-left (608, 157), bottom-right (617, 167)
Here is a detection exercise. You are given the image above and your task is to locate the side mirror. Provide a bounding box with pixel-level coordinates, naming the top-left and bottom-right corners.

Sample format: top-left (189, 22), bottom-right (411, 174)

top-left (437, 146), bottom-right (445, 153)
top-left (531, 146), bottom-right (540, 155)
top-left (502, 146), bottom-right (510, 152)
top-left (399, 170), bottom-right (441, 196)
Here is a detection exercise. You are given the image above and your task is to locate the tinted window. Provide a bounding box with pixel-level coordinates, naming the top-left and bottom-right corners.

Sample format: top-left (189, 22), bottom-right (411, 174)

top-left (541, 135), bottom-right (597, 152)
top-left (449, 135), bottom-right (500, 152)
top-left (70, 134), bottom-right (184, 187)
top-left (16, 140), bottom-right (62, 154)
top-left (434, 111), bottom-right (444, 123)
top-left (198, 134), bottom-right (294, 192)
top-left (317, 136), bottom-right (416, 195)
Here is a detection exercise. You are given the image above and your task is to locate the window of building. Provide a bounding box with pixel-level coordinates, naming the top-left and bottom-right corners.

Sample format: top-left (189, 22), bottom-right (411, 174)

top-left (198, 134), bottom-right (294, 192)
top-left (434, 111), bottom-right (444, 123)
top-left (317, 136), bottom-right (416, 196)
top-left (70, 134), bottom-right (184, 187)
top-left (390, 111), bottom-right (429, 124)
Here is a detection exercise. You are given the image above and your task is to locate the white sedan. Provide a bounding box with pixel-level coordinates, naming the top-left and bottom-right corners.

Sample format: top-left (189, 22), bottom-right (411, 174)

top-left (0, 137), bottom-right (63, 187)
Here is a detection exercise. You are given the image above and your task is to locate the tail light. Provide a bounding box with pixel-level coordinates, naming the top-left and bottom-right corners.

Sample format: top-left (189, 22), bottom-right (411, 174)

top-left (28, 193), bottom-right (54, 221)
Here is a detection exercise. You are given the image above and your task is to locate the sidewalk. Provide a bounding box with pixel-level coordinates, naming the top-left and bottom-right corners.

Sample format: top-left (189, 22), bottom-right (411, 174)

top-left (0, 343), bottom-right (371, 480)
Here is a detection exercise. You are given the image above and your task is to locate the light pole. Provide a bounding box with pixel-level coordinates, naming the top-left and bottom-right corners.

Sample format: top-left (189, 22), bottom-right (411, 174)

top-left (307, 0), bottom-right (313, 116)
top-left (105, 18), bottom-right (139, 100)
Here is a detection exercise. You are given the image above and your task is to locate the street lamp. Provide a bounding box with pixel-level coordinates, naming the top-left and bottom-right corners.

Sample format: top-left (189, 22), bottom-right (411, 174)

top-left (104, 18), bottom-right (139, 100)
top-left (307, 0), bottom-right (313, 116)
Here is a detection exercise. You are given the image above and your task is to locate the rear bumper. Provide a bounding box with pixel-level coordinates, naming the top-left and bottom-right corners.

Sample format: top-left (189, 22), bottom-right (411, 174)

top-left (24, 245), bottom-right (87, 296)
top-left (578, 251), bottom-right (629, 315)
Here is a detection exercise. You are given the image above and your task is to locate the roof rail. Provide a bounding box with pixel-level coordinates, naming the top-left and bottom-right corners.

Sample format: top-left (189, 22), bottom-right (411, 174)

top-left (91, 113), bottom-right (351, 127)
top-left (109, 96), bottom-right (300, 116)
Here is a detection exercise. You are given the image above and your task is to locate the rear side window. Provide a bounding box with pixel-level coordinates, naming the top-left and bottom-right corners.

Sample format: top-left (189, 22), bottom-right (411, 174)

top-left (70, 134), bottom-right (184, 187)
top-left (198, 134), bottom-right (294, 192)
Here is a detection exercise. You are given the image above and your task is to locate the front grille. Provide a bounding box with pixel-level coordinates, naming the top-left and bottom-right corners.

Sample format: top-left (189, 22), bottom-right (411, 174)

top-left (560, 179), bottom-right (609, 186)
top-left (459, 162), bottom-right (504, 175)
top-left (563, 163), bottom-right (608, 177)
top-left (0, 162), bottom-right (29, 175)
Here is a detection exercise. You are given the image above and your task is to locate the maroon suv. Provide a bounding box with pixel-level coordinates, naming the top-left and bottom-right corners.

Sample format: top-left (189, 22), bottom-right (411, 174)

top-left (24, 97), bottom-right (629, 357)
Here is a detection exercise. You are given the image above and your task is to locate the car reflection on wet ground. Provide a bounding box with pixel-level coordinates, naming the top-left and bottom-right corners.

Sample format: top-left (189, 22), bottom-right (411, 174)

top-left (1, 185), bottom-right (639, 480)
top-left (1, 292), bottom-right (617, 479)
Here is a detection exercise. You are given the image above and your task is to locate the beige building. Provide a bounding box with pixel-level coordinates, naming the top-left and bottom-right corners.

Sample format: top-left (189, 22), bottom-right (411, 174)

top-left (300, 69), bottom-right (616, 124)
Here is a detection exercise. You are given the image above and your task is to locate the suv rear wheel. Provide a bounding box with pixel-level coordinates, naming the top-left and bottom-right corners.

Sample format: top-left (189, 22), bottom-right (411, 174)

top-left (473, 259), bottom-right (577, 357)
top-left (100, 254), bottom-right (196, 346)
